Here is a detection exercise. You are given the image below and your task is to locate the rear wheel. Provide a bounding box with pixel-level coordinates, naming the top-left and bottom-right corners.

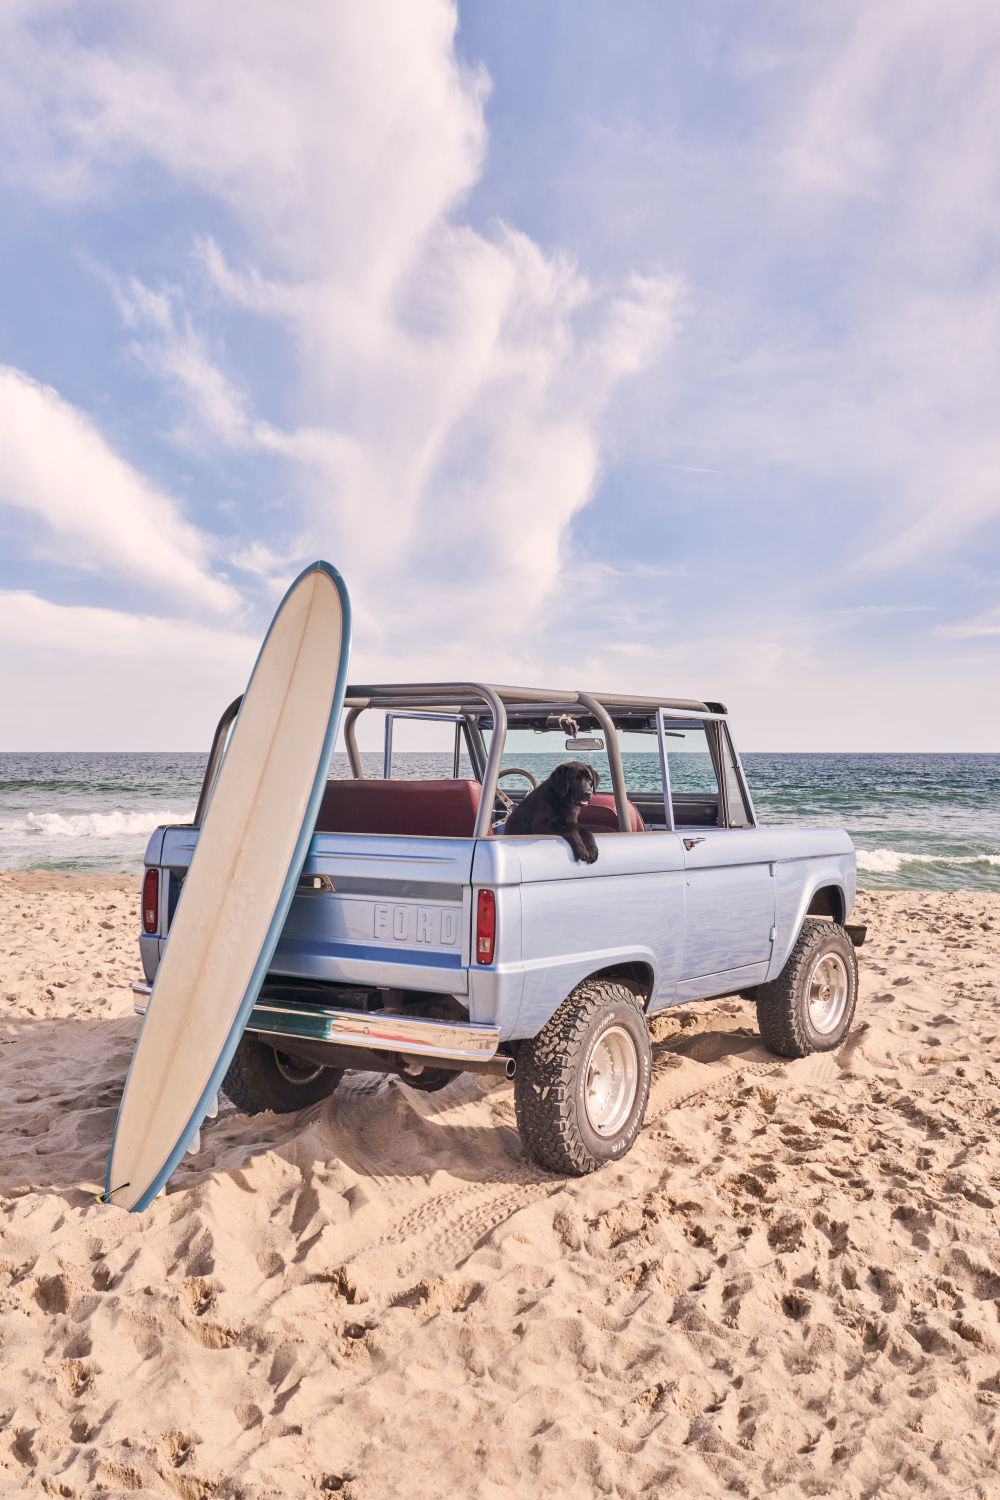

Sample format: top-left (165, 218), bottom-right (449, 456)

top-left (222, 1032), bottom-right (343, 1114)
top-left (513, 980), bottom-right (652, 1175)
top-left (754, 918), bottom-right (858, 1058)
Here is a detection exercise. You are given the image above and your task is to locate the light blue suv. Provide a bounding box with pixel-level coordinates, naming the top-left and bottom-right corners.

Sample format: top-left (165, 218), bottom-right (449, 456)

top-left (134, 681), bottom-right (863, 1175)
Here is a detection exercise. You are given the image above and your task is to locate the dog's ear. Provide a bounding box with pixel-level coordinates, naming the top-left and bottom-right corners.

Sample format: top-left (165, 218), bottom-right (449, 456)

top-left (552, 763), bottom-right (573, 798)
top-left (588, 766), bottom-right (600, 791)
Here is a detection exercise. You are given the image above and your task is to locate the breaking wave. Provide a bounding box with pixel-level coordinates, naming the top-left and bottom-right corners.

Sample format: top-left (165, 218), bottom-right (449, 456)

top-left (856, 847), bottom-right (1000, 874)
top-left (4, 809), bottom-right (187, 840)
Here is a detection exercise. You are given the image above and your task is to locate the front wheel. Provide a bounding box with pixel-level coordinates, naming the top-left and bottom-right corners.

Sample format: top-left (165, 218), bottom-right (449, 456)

top-left (222, 1032), bottom-right (343, 1114)
top-left (754, 918), bottom-right (858, 1058)
top-left (513, 980), bottom-right (652, 1175)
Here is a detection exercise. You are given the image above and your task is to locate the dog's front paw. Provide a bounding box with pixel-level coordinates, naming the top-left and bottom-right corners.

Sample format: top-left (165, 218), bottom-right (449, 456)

top-left (580, 835), bottom-right (599, 864)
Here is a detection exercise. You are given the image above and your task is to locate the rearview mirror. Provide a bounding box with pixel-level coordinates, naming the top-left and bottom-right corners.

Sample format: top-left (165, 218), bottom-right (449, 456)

top-left (565, 737), bottom-right (604, 751)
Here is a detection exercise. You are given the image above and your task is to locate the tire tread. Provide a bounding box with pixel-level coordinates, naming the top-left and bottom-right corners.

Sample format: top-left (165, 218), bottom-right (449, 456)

top-left (513, 980), bottom-right (649, 1175)
top-left (222, 1033), bottom-right (342, 1114)
top-left (755, 917), bottom-right (858, 1059)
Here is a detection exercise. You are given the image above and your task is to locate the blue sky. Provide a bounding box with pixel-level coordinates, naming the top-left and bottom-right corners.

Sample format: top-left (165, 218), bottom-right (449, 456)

top-left (0, 1), bottom-right (997, 750)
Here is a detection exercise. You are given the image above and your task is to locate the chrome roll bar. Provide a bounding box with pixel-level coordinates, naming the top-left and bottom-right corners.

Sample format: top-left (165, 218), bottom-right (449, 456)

top-left (577, 692), bottom-right (630, 833)
top-left (194, 680), bottom-right (732, 835)
top-left (193, 695), bottom-right (242, 827)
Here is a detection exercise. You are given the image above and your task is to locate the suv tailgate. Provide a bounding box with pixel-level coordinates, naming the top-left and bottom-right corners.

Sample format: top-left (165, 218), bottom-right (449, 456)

top-left (271, 832), bottom-right (475, 993)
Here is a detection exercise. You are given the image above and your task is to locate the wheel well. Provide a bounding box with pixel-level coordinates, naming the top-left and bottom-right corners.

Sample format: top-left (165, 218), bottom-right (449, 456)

top-left (581, 961), bottom-right (655, 1008)
top-left (806, 885), bottom-right (845, 924)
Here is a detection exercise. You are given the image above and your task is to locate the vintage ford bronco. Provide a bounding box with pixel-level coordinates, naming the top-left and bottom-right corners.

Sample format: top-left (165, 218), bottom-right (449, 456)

top-left (133, 682), bottom-right (863, 1175)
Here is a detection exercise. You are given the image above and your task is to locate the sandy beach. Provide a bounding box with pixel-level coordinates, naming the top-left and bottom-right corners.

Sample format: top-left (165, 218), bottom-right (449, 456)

top-left (1, 875), bottom-right (999, 1498)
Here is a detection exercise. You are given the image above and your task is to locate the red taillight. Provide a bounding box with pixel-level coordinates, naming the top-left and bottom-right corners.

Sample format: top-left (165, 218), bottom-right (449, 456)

top-left (142, 869), bottom-right (160, 934)
top-left (476, 889), bottom-right (496, 965)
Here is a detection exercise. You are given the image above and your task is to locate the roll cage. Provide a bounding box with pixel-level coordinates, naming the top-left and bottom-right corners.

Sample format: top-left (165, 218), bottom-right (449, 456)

top-left (195, 683), bottom-right (757, 838)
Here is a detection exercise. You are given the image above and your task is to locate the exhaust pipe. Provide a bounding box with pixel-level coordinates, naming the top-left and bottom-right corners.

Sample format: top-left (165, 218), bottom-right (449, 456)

top-left (452, 1053), bottom-right (516, 1080)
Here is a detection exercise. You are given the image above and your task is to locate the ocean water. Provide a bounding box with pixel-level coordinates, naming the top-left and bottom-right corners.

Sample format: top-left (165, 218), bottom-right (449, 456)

top-left (0, 750), bottom-right (996, 892)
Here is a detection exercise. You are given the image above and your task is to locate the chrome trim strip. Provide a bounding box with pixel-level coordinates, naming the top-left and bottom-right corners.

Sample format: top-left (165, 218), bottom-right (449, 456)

top-left (295, 874), bottom-right (464, 900)
top-left (130, 982), bottom-right (499, 1062)
top-left (248, 1002), bottom-right (499, 1060)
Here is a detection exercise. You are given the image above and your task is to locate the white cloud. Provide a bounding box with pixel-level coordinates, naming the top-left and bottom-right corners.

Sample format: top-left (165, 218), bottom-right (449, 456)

top-left (0, 366), bottom-right (238, 615)
top-left (0, 589), bottom-right (254, 661)
top-left (768, 1), bottom-right (1000, 563)
top-left (0, 591), bottom-right (258, 751)
top-left (936, 607), bottom-right (1000, 640)
top-left (0, 1), bottom-right (680, 663)
top-left (7, 1), bottom-right (991, 752)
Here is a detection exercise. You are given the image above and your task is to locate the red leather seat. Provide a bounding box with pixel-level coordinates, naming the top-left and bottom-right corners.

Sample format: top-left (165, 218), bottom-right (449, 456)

top-left (315, 779), bottom-right (482, 838)
top-left (578, 792), bottom-right (645, 833)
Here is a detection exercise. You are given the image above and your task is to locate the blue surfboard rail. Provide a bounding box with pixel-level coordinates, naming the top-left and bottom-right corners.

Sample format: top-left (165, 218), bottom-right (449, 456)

top-left (104, 560), bottom-right (352, 1211)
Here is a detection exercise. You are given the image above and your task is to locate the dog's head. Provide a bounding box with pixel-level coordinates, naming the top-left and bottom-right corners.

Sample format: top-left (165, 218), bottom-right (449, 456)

top-left (552, 761), bottom-right (600, 806)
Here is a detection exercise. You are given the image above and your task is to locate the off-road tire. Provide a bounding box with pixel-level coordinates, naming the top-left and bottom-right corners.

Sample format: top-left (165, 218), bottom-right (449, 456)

top-left (755, 917), bottom-right (858, 1059)
top-left (513, 980), bottom-right (652, 1175)
top-left (222, 1032), bottom-right (343, 1114)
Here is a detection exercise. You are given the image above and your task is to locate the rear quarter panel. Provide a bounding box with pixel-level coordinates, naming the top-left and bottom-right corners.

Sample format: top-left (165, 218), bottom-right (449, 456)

top-left (475, 832), bottom-right (685, 1040)
top-left (767, 827), bottom-right (857, 980)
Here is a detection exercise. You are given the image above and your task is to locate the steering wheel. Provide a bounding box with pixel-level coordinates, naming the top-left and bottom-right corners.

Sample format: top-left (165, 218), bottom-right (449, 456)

top-left (498, 767), bottom-right (538, 789)
top-left (493, 767), bottom-right (538, 826)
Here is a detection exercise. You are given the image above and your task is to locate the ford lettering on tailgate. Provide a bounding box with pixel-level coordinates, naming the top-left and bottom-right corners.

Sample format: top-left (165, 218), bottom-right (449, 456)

top-left (374, 902), bottom-right (459, 947)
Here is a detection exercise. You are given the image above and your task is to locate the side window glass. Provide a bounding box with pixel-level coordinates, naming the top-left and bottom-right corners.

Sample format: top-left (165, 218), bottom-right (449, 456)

top-left (384, 715), bottom-right (477, 780)
top-left (616, 730), bottom-right (662, 798)
top-left (665, 727), bottom-right (719, 794)
top-left (722, 730), bottom-right (752, 827)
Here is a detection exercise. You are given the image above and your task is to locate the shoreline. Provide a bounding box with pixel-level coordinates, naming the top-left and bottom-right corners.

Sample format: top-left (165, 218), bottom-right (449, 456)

top-left (0, 877), bottom-right (998, 1495)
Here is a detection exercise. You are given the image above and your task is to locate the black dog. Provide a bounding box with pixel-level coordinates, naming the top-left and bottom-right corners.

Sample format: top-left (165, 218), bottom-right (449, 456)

top-left (502, 761), bottom-right (600, 863)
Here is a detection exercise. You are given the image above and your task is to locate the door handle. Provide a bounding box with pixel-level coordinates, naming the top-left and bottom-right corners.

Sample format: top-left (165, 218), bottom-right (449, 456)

top-left (683, 837), bottom-right (705, 851)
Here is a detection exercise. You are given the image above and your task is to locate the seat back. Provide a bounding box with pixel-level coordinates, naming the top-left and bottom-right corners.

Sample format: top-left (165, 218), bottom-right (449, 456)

top-left (578, 792), bottom-right (646, 833)
top-left (315, 779), bottom-right (482, 838)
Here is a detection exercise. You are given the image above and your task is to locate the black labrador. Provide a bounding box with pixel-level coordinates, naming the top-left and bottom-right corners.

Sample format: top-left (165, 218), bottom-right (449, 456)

top-left (502, 761), bottom-right (601, 863)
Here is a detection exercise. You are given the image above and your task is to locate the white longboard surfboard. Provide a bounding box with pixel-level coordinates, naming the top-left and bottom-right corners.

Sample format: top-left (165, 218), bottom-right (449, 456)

top-left (105, 561), bottom-right (351, 1212)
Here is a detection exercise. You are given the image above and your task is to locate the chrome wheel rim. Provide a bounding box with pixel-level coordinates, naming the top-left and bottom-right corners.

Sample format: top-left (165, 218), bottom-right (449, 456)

top-left (585, 1025), bottom-right (638, 1136)
top-left (807, 953), bottom-right (850, 1034)
top-left (273, 1049), bottom-right (327, 1086)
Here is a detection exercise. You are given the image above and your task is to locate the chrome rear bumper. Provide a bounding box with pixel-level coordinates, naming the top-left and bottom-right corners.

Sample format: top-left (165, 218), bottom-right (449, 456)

top-left (130, 981), bottom-right (501, 1063)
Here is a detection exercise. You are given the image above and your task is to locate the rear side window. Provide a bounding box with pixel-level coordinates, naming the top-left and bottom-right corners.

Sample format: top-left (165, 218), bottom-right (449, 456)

top-left (383, 713), bottom-right (478, 780)
top-left (664, 725), bottom-right (719, 794)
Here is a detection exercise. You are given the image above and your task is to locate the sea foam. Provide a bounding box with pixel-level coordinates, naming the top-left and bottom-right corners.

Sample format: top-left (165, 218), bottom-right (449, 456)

top-left (8, 809), bottom-right (188, 840)
top-left (856, 847), bottom-right (1000, 874)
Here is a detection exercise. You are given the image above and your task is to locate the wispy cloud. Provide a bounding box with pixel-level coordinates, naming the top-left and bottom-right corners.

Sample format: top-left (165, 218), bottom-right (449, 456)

top-left (0, 1), bottom-right (995, 749)
top-left (0, 589), bottom-right (254, 660)
top-left (0, 366), bottom-right (238, 615)
top-left (0, 590), bottom-right (257, 750)
top-left (936, 607), bottom-right (1000, 639)
top-left (0, 1), bottom-right (680, 653)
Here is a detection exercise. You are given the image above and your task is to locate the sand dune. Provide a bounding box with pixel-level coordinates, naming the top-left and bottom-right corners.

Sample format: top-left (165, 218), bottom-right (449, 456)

top-left (1, 873), bottom-right (999, 1497)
